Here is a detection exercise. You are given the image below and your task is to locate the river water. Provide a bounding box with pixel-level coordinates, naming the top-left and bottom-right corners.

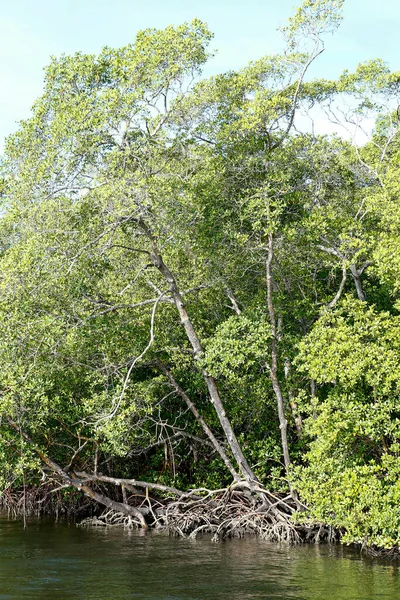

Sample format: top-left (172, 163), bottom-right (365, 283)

top-left (0, 519), bottom-right (399, 599)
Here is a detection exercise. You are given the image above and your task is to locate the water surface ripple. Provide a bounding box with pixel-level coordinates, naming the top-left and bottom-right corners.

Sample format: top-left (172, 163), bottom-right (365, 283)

top-left (0, 519), bottom-right (398, 599)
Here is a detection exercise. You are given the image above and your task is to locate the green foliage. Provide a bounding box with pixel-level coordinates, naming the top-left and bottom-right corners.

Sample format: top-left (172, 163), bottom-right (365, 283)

top-left (204, 311), bottom-right (271, 379)
top-left (283, 0), bottom-right (344, 48)
top-left (295, 300), bottom-right (400, 547)
top-left (1, 0), bottom-right (400, 550)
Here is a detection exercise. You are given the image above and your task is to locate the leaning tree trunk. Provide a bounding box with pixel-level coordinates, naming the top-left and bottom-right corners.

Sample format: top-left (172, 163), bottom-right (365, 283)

top-left (7, 418), bottom-right (149, 528)
top-left (155, 359), bottom-right (240, 481)
top-left (266, 233), bottom-right (292, 482)
top-left (141, 225), bottom-right (257, 483)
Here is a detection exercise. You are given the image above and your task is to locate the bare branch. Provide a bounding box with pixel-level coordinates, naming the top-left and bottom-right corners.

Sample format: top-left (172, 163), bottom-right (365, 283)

top-left (95, 291), bottom-right (167, 423)
top-left (226, 288), bottom-right (242, 316)
top-left (155, 359), bottom-right (240, 481)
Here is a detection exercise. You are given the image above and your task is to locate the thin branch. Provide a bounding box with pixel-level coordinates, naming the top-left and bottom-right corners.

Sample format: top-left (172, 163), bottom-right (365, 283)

top-left (155, 359), bottom-right (240, 481)
top-left (317, 245), bottom-right (346, 260)
top-left (271, 47), bottom-right (325, 151)
top-left (86, 296), bottom-right (173, 319)
top-left (95, 291), bottom-right (166, 423)
top-left (75, 472), bottom-right (186, 497)
top-left (107, 244), bottom-right (150, 255)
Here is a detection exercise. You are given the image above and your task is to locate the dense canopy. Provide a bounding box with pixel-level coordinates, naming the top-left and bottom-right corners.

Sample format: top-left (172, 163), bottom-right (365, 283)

top-left (1, 0), bottom-right (400, 549)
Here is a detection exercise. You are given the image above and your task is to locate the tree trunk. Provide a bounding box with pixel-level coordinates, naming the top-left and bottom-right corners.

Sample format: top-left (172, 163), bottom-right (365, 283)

top-left (284, 359), bottom-right (302, 436)
top-left (143, 232), bottom-right (257, 483)
top-left (155, 359), bottom-right (241, 481)
top-left (266, 233), bottom-right (292, 479)
top-left (7, 419), bottom-right (148, 528)
top-left (350, 264), bottom-right (367, 301)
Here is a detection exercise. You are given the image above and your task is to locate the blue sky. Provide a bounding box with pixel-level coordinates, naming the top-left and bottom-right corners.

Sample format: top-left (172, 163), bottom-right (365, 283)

top-left (0, 0), bottom-right (399, 147)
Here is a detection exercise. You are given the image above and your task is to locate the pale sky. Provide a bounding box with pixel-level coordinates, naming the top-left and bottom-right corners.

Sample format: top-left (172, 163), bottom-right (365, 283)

top-left (0, 0), bottom-right (399, 148)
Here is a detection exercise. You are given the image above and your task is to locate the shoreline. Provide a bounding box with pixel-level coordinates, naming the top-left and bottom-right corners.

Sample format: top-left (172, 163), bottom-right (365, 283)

top-left (1, 484), bottom-right (398, 559)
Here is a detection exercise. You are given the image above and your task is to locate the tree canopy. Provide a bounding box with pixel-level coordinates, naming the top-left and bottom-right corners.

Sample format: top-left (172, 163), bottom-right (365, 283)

top-left (1, 0), bottom-right (400, 549)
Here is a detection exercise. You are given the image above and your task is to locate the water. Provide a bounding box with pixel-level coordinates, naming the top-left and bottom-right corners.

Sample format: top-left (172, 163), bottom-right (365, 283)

top-left (0, 519), bottom-right (399, 599)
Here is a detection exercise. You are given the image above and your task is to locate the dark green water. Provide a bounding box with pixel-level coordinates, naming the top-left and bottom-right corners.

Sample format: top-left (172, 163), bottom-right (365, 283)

top-left (0, 519), bottom-right (399, 599)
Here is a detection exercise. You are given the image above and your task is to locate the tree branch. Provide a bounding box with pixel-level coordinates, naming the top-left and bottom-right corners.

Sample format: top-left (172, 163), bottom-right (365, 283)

top-left (155, 359), bottom-right (240, 481)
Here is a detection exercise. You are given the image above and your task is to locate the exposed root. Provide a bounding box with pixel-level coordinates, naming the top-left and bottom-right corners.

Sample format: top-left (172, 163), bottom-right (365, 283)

top-left (360, 543), bottom-right (400, 559)
top-left (155, 487), bottom-right (301, 542)
top-left (78, 509), bottom-right (142, 529)
top-left (0, 484), bottom-right (93, 518)
top-left (74, 480), bottom-right (335, 544)
top-left (3, 418), bottom-right (335, 543)
top-left (0, 477), bottom-right (340, 547)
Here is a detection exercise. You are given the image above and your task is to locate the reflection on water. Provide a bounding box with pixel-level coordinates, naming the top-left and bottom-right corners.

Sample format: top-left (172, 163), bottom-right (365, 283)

top-left (0, 518), bottom-right (398, 599)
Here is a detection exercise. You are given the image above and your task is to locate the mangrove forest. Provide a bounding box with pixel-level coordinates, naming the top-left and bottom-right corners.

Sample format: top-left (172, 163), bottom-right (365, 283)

top-left (1, 0), bottom-right (400, 554)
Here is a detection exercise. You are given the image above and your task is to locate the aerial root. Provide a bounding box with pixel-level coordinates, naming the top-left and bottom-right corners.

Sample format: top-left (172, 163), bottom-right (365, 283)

top-left (78, 509), bottom-right (143, 529)
top-left (0, 477), bottom-right (339, 545)
top-left (156, 487), bottom-right (302, 542)
top-left (75, 482), bottom-right (336, 544)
